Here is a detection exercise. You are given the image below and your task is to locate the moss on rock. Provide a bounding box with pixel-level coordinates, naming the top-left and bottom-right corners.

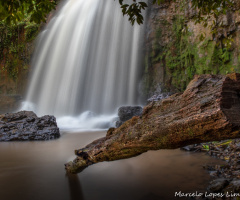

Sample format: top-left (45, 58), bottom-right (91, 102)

top-left (144, 1), bottom-right (240, 96)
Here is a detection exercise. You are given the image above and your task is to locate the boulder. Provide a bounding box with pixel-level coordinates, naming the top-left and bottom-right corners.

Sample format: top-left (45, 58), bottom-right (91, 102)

top-left (116, 106), bottom-right (143, 127)
top-left (0, 111), bottom-right (60, 141)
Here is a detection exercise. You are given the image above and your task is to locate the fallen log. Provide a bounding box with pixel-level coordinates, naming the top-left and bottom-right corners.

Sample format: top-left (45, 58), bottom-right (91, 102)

top-left (65, 73), bottom-right (240, 173)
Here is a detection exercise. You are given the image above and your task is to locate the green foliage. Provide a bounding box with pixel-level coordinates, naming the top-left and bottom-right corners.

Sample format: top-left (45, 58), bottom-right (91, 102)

top-left (1, 0), bottom-right (237, 26)
top-left (0, 17), bottom-right (40, 80)
top-left (25, 23), bottom-right (40, 41)
top-left (0, 0), bottom-right (56, 24)
top-left (148, 10), bottom-right (238, 92)
top-left (118, 0), bottom-right (237, 25)
top-left (118, 0), bottom-right (147, 25)
top-left (191, 0), bottom-right (233, 24)
top-left (162, 16), bottom-right (195, 90)
top-left (215, 140), bottom-right (232, 147)
top-left (202, 144), bottom-right (209, 151)
top-left (5, 58), bottom-right (19, 80)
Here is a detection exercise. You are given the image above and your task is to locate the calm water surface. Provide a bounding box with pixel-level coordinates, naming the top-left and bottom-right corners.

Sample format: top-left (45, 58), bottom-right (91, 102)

top-left (0, 131), bottom-right (222, 200)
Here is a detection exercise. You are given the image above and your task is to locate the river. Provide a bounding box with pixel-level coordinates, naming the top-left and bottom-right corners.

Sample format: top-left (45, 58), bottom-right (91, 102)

top-left (0, 130), bottom-right (223, 200)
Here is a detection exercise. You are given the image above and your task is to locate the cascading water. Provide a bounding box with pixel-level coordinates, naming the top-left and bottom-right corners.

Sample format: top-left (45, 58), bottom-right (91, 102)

top-left (21, 0), bottom-right (144, 130)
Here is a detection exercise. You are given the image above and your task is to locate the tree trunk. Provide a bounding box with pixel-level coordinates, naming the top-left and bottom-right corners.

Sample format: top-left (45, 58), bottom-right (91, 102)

top-left (65, 73), bottom-right (240, 173)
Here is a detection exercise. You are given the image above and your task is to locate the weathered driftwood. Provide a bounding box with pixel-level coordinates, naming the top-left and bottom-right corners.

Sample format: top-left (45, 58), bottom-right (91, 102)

top-left (65, 73), bottom-right (240, 173)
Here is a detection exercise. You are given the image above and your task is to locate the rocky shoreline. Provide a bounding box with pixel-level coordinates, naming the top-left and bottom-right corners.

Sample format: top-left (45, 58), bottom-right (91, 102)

top-left (182, 139), bottom-right (240, 200)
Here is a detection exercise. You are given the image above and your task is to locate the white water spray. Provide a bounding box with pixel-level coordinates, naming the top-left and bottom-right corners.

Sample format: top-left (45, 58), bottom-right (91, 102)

top-left (22, 0), bottom-right (144, 129)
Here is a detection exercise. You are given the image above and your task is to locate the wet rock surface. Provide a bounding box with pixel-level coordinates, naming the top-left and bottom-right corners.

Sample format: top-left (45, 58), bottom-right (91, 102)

top-left (115, 106), bottom-right (143, 128)
top-left (147, 92), bottom-right (172, 103)
top-left (145, 0), bottom-right (240, 97)
top-left (0, 111), bottom-right (60, 141)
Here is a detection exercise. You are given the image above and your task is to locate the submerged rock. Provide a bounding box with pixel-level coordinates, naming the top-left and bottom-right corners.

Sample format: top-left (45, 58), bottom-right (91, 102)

top-left (0, 111), bottom-right (60, 141)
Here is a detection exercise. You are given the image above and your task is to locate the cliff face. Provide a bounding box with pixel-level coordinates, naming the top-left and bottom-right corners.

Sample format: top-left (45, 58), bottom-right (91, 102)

top-left (0, 21), bottom-right (41, 113)
top-left (1, 1), bottom-right (240, 113)
top-left (143, 0), bottom-right (240, 98)
top-left (0, 0), bottom-right (62, 114)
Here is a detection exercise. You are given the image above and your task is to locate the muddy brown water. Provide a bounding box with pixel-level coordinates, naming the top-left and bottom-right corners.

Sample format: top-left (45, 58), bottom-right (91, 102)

top-left (0, 131), bottom-right (223, 200)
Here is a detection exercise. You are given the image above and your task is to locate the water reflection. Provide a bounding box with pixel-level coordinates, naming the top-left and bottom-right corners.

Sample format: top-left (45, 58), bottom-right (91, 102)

top-left (0, 131), bottom-right (224, 200)
top-left (67, 174), bottom-right (84, 200)
top-left (139, 193), bottom-right (164, 200)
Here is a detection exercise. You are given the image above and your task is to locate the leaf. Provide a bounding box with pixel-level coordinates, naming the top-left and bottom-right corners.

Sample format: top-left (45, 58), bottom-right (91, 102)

top-left (121, 4), bottom-right (129, 9)
top-left (199, 33), bottom-right (206, 41)
top-left (119, 0), bottom-right (124, 5)
top-left (139, 2), bottom-right (147, 7)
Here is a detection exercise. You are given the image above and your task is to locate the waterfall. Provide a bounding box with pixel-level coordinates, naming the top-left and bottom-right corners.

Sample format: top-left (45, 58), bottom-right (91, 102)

top-left (21, 0), bottom-right (144, 130)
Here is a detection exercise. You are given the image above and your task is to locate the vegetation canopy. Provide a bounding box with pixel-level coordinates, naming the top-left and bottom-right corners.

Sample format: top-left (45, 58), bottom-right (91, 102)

top-left (0, 0), bottom-right (56, 24)
top-left (118, 0), bottom-right (235, 25)
top-left (0, 0), bottom-right (238, 25)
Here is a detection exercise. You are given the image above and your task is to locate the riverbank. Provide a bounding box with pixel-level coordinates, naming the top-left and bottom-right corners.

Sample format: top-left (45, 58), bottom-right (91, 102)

top-left (182, 139), bottom-right (240, 200)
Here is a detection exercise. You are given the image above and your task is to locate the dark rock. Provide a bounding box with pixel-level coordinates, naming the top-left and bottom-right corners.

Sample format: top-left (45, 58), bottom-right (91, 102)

top-left (181, 144), bottom-right (202, 151)
top-left (115, 120), bottom-right (123, 128)
top-left (235, 142), bottom-right (240, 151)
top-left (189, 139), bottom-right (240, 199)
top-left (118, 106), bottom-right (143, 122)
top-left (207, 178), bottom-right (230, 192)
top-left (147, 92), bottom-right (171, 102)
top-left (203, 165), bottom-right (216, 171)
top-left (224, 179), bottom-right (240, 193)
top-left (0, 111), bottom-right (60, 141)
top-left (232, 170), bottom-right (240, 175)
top-left (181, 145), bottom-right (194, 151)
top-left (209, 171), bottom-right (218, 177)
top-left (116, 106), bottom-right (143, 128)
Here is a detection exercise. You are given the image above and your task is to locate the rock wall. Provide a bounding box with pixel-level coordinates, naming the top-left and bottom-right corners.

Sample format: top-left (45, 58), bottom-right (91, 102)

top-left (1, 1), bottom-right (240, 113)
top-left (0, 21), bottom-right (41, 113)
top-left (143, 0), bottom-right (240, 98)
top-left (0, 1), bottom-right (62, 114)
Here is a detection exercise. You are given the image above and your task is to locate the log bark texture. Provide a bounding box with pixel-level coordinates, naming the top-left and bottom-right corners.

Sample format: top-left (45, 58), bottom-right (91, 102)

top-left (65, 73), bottom-right (240, 173)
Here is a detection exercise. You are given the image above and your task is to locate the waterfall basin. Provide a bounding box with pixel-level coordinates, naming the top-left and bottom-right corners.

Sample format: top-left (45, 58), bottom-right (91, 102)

top-left (0, 130), bottom-right (224, 200)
